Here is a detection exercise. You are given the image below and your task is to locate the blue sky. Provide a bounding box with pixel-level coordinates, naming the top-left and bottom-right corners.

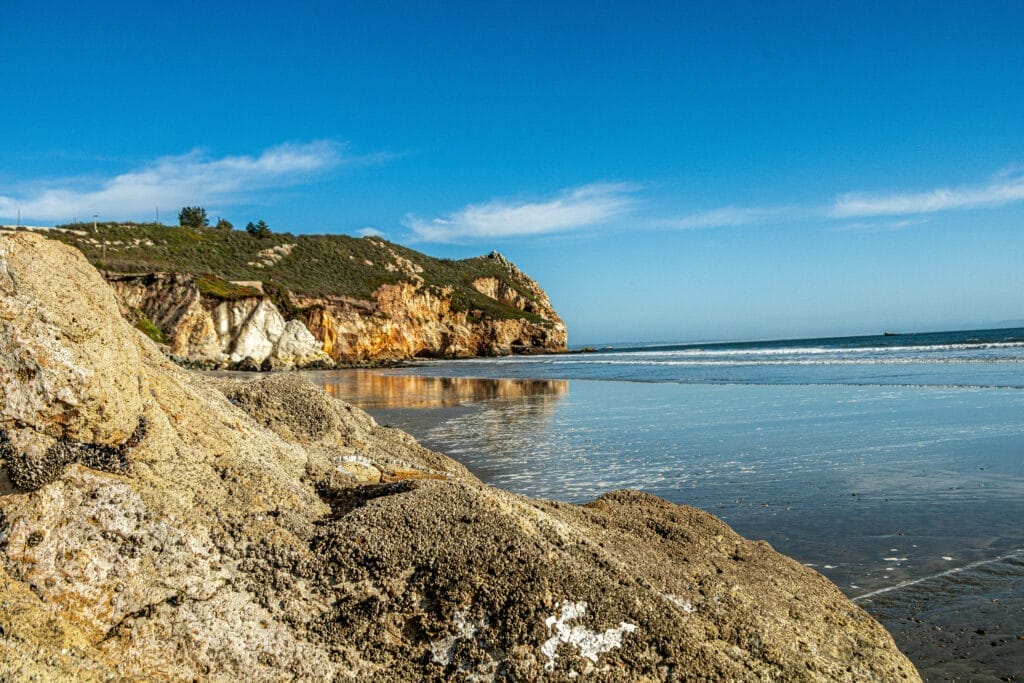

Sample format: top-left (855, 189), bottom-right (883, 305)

top-left (2, 1), bottom-right (1024, 344)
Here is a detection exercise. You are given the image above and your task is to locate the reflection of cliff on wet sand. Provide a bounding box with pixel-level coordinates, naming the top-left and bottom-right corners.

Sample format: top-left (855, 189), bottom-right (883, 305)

top-left (307, 369), bottom-right (569, 410)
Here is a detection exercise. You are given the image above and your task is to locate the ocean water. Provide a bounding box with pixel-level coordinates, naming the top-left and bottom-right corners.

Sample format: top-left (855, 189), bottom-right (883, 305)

top-left (306, 327), bottom-right (1024, 677)
top-left (375, 327), bottom-right (1024, 389)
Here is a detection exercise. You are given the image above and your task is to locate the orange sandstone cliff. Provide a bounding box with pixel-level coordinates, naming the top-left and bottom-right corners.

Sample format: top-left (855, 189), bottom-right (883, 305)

top-left (46, 223), bottom-right (569, 368)
top-left (295, 251), bottom-right (567, 363)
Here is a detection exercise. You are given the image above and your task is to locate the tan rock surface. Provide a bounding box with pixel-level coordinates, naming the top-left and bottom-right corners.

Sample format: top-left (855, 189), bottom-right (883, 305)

top-left (294, 266), bottom-right (567, 363)
top-left (0, 231), bottom-right (919, 681)
top-left (108, 272), bottom-right (222, 360)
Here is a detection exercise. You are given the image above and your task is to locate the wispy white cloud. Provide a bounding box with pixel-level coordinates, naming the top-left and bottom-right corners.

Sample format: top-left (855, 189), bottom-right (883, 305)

top-left (0, 140), bottom-right (352, 222)
top-left (830, 217), bottom-right (932, 233)
top-left (403, 182), bottom-right (639, 242)
top-left (653, 167), bottom-right (1024, 234)
top-left (656, 205), bottom-right (793, 230)
top-left (356, 226), bottom-right (385, 238)
top-left (830, 170), bottom-right (1024, 218)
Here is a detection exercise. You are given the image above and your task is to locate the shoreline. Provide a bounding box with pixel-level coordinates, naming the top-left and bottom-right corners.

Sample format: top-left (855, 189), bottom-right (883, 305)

top-left (302, 365), bottom-right (1024, 681)
top-left (860, 552), bottom-right (1024, 681)
top-left (169, 346), bottom-right (573, 373)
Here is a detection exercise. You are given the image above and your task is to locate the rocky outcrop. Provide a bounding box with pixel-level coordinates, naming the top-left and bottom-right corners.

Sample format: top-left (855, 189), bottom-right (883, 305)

top-left (291, 247), bottom-right (568, 362)
top-left (289, 247), bottom-right (567, 362)
top-left (0, 231), bottom-right (919, 680)
top-left (108, 272), bottom-right (334, 370)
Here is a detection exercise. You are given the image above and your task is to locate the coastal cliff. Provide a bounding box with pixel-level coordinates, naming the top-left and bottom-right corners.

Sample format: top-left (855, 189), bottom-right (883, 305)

top-left (44, 223), bottom-right (567, 367)
top-left (0, 230), bottom-right (919, 680)
top-left (107, 272), bottom-right (336, 370)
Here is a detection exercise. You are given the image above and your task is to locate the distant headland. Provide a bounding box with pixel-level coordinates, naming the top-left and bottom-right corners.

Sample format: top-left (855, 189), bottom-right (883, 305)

top-left (29, 218), bottom-right (567, 369)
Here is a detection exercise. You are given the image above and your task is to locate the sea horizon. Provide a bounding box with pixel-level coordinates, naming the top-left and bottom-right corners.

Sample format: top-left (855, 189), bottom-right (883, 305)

top-left (572, 323), bottom-right (1024, 353)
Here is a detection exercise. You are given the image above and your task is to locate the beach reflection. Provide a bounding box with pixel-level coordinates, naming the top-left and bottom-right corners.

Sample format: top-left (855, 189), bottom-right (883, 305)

top-left (305, 369), bottom-right (568, 410)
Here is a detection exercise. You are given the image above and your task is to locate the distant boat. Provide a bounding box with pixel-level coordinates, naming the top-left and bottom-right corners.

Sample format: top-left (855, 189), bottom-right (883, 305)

top-left (882, 332), bottom-right (901, 337)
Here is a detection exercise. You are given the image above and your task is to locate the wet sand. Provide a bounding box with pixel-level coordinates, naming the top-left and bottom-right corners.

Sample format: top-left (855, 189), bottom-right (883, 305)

top-left (860, 553), bottom-right (1024, 681)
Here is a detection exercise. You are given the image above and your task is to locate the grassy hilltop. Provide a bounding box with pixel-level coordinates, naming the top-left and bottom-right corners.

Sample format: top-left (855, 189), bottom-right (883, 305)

top-left (43, 222), bottom-right (551, 324)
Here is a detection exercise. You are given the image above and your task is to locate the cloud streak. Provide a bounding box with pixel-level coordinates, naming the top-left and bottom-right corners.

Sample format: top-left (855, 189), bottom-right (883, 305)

top-left (405, 166), bottom-right (1024, 244)
top-left (830, 217), bottom-right (932, 233)
top-left (403, 183), bottom-right (639, 242)
top-left (0, 140), bottom-right (349, 222)
top-left (656, 205), bottom-right (793, 230)
top-left (830, 171), bottom-right (1024, 218)
top-left (654, 168), bottom-right (1024, 234)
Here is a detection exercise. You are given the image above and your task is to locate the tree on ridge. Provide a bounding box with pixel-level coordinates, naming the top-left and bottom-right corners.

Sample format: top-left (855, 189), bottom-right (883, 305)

top-left (179, 206), bottom-right (209, 228)
top-left (245, 219), bottom-right (271, 238)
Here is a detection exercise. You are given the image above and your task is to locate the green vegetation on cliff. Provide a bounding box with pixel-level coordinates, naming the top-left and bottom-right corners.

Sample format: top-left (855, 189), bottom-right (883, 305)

top-left (44, 222), bottom-right (551, 325)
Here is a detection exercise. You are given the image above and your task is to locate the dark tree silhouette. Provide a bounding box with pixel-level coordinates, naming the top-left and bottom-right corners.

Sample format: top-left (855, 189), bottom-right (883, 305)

top-left (178, 206), bottom-right (209, 228)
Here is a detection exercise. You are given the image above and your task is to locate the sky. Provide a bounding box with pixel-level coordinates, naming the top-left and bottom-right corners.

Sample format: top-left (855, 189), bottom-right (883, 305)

top-left (2, 1), bottom-right (1024, 344)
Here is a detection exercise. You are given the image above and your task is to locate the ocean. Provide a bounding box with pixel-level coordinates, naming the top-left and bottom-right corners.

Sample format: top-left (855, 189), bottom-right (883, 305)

top-left (305, 327), bottom-right (1024, 679)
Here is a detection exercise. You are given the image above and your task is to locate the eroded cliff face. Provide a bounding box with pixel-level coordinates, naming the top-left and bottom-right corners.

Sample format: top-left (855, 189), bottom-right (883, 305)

top-left (297, 282), bottom-right (565, 363)
top-left (106, 249), bottom-right (567, 367)
top-left (108, 272), bottom-right (335, 370)
top-left (292, 249), bottom-right (567, 363)
top-left (0, 231), bottom-right (920, 681)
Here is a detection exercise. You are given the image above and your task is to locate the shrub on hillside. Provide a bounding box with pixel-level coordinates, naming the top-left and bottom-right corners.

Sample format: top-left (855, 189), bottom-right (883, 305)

top-left (245, 220), bottom-right (272, 238)
top-left (179, 206), bottom-right (209, 228)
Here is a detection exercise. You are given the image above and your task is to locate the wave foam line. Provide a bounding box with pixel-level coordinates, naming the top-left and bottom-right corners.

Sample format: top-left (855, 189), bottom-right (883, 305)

top-left (852, 550), bottom-right (1024, 602)
top-left (596, 341), bottom-right (1024, 358)
top-left (541, 359), bottom-right (1024, 367)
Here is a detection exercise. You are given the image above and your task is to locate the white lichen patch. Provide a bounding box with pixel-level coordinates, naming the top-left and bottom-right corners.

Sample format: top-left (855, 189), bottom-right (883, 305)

top-left (541, 601), bottom-right (637, 672)
top-left (662, 593), bottom-right (697, 613)
top-left (430, 609), bottom-right (484, 666)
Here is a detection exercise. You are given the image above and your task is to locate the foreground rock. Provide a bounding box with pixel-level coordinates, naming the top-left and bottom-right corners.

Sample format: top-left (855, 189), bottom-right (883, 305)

top-left (0, 231), bottom-right (919, 680)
